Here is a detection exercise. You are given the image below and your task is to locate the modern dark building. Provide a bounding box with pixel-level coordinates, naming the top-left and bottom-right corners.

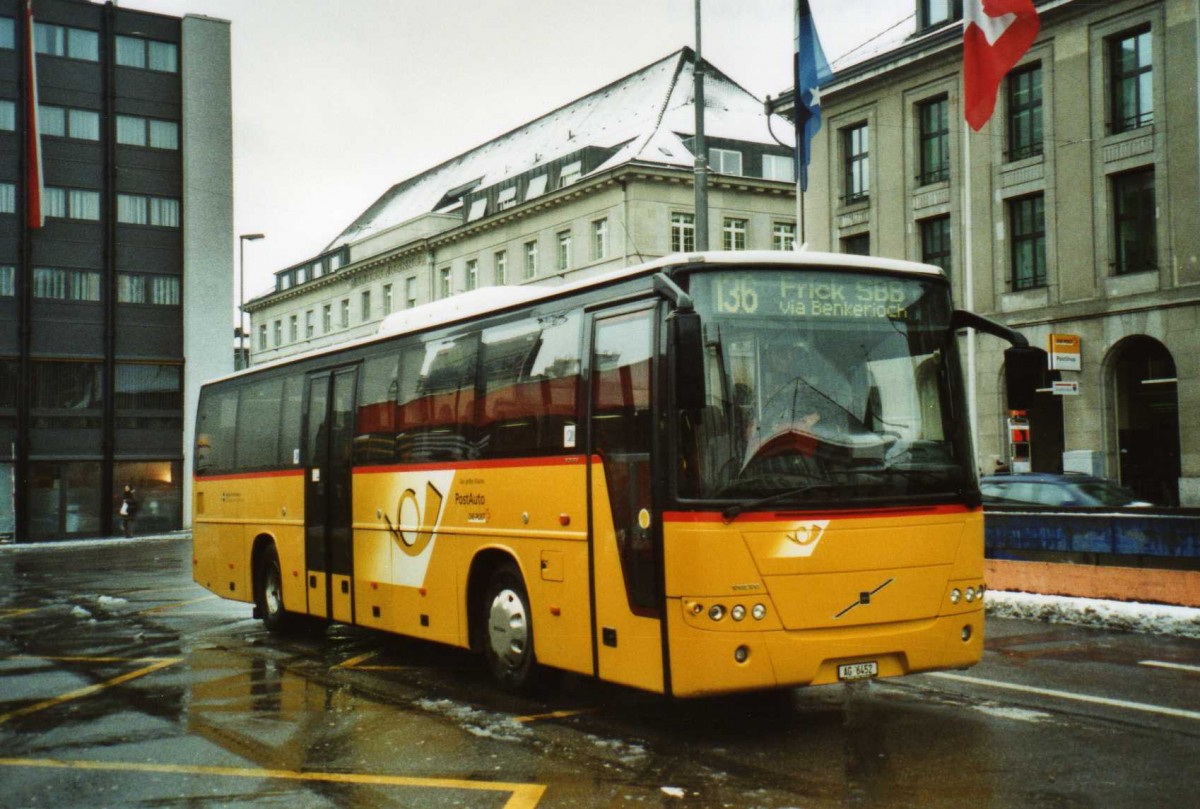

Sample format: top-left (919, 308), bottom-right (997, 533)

top-left (0, 0), bottom-right (232, 542)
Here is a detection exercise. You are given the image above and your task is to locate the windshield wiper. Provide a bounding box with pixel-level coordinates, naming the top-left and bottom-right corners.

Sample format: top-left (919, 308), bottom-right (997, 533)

top-left (721, 482), bottom-right (838, 521)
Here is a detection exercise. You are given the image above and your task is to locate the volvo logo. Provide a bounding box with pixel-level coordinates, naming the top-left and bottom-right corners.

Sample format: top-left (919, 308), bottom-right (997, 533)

top-left (834, 578), bottom-right (895, 619)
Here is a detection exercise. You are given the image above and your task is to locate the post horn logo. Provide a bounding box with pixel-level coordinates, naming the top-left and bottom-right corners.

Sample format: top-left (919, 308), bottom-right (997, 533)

top-left (783, 520), bottom-right (830, 558)
top-left (384, 481), bottom-right (444, 557)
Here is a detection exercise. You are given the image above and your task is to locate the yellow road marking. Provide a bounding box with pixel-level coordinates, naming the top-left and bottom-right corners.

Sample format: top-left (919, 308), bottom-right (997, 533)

top-left (515, 708), bottom-right (596, 724)
top-left (0, 608), bottom-right (40, 620)
top-left (0, 758), bottom-right (546, 808)
top-left (136, 595), bottom-right (217, 615)
top-left (0, 657), bottom-right (181, 725)
top-left (334, 651), bottom-right (380, 669)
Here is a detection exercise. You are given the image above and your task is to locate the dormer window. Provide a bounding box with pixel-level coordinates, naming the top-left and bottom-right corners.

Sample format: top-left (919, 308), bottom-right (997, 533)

top-left (919, 0), bottom-right (962, 31)
top-left (526, 174), bottom-right (548, 198)
top-left (558, 161), bottom-right (582, 188)
top-left (467, 198), bottom-right (488, 222)
top-left (497, 186), bottom-right (517, 211)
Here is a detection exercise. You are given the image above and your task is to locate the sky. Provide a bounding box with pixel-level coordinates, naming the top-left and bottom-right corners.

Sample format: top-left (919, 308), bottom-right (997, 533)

top-left (109, 0), bottom-right (914, 301)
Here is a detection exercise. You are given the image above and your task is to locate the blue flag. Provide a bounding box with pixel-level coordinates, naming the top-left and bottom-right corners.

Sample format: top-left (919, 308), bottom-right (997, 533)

top-left (795, 0), bottom-right (832, 192)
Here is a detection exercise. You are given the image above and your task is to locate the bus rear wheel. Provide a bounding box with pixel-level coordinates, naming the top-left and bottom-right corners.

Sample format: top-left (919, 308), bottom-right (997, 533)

top-left (481, 563), bottom-right (545, 693)
top-left (256, 546), bottom-right (294, 634)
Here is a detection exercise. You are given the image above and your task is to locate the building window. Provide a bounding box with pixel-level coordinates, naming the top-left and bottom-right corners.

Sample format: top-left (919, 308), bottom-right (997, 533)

top-left (340, 299), bottom-right (350, 328)
top-left (558, 161), bottom-right (582, 188)
top-left (32, 268), bottom-right (100, 301)
top-left (1007, 63), bottom-right (1043, 161)
top-left (920, 216), bottom-right (952, 275)
top-left (0, 265), bottom-right (13, 297)
top-left (289, 315), bottom-right (298, 343)
top-left (526, 174), bottom-right (548, 199)
top-left (1112, 168), bottom-right (1156, 275)
top-left (0, 17), bottom-right (12, 50)
top-left (322, 304), bottom-right (332, 333)
top-left (843, 123), bottom-right (869, 203)
top-left (919, 0), bottom-right (962, 30)
top-left (295, 265), bottom-right (308, 285)
top-left (305, 310), bottom-right (315, 339)
top-left (773, 222), bottom-right (796, 251)
top-left (116, 115), bottom-right (179, 150)
top-left (592, 219), bottom-right (608, 261)
top-left (1009, 194), bottom-right (1046, 290)
top-left (710, 148), bottom-right (743, 176)
top-left (557, 231), bottom-right (572, 271)
top-left (40, 105), bottom-right (100, 141)
top-left (405, 277), bottom-right (417, 308)
top-left (0, 99), bottom-right (14, 131)
top-left (34, 23), bottom-right (99, 61)
top-left (439, 267), bottom-right (452, 298)
top-left (762, 154), bottom-right (794, 182)
top-left (497, 187), bottom-right (517, 211)
top-left (465, 259), bottom-right (478, 291)
top-left (495, 251), bottom-right (508, 285)
top-left (722, 218), bottom-right (747, 251)
top-left (117, 273), bottom-right (180, 305)
top-left (361, 290), bottom-right (371, 320)
top-left (383, 284), bottom-right (393, 314)
top-left (0, 183), bottom-right (16, 214)
top-left (45, 187), bottom-right (101, 221)
top-left (117, 194), bottom-right (179, 227)
top-left (115, 35), bottom-right (178, 73)
top-left (671, 212), bottom-right (695, 253)
top-left (273, 320), bottom-right (282, 346)
top-left (918, 96), bottom-right (950, 185)
top-left (258, 324), bottom-right (267, 351)
top-left (1110, 27), bottom-right (1153, 133)
top-left (841, 234), bottom-right (870, 256)
top-left (524, 241), bottom-right (538, 279)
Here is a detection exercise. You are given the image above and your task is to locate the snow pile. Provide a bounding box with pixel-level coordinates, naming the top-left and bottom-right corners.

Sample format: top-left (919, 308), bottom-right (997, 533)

top-left (986, 590), bottom-right (1200, 639)
top-left (413, 698), bottom-right (531, 743)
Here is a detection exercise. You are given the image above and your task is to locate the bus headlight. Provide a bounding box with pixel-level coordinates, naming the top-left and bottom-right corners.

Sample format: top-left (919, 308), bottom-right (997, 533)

top-left (731, 605), bottom-right (746, 621)
top-left (751, 604), bottom-right (767, 621)
top-left (965, 587), bottom-right (976, 603)
top-left (950, 588), bottom-right (962, 604)
top-left (708, 604), bottom-right (726, 621)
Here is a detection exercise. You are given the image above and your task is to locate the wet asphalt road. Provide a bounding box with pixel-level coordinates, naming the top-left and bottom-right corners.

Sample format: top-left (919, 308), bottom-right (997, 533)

top-left (1, 535), bottom-right (1197, 808)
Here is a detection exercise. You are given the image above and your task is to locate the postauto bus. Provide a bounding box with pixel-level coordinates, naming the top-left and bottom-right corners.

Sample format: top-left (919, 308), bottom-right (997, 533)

top-left (192, 251), bottom-right (1038, 696)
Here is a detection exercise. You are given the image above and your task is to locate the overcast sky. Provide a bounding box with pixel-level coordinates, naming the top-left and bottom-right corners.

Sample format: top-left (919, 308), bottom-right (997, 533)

top-left (110, 0), bottom-right (912, 299)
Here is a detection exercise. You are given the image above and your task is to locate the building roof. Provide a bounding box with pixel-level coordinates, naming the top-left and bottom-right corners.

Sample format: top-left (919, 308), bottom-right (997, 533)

top-left (324, 47), bottom-right (794, 251)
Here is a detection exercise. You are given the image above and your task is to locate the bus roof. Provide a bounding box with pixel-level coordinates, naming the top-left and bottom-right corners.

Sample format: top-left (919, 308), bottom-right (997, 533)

top-left (211, 250), bottom-right (944, 386)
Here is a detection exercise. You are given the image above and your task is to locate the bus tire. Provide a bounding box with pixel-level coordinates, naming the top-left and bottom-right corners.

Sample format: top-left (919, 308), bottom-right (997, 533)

top-left (481, 563), bottom-right (545, 694)
top-left (256, 546), bottom-right (294, 634)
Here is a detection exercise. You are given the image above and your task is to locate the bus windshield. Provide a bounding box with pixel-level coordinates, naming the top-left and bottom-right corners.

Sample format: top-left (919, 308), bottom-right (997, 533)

top-left (678, 268), bottom-right (969, 506)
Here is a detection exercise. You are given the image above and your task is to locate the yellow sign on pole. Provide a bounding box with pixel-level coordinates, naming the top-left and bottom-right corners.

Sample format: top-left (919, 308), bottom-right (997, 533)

top-left (1048, 333), bottom-right (1081, 371)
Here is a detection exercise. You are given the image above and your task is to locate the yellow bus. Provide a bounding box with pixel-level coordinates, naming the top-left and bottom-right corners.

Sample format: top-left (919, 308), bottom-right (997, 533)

top-left (192, 251), bottom-right (1038, 697)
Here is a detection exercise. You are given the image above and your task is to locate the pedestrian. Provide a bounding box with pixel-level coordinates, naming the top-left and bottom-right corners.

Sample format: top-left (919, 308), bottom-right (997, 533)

top-left (119, 485), bottom-right (138, 537)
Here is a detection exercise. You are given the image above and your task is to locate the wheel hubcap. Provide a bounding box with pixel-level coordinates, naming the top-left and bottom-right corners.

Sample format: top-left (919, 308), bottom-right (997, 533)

top-left (265, 567), bottom-right (282, 617)
top-left (487, 588), bottom-right (528, 669)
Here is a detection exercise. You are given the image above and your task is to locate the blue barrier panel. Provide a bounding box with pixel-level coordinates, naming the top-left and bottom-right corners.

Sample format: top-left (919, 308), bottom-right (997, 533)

top-left (984, 509), bottom-right (1200, 560)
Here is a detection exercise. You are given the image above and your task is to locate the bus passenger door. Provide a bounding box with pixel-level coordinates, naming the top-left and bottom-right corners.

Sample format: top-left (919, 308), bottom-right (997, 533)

top-left (588, 306), bottom-right (665, 693)
top-left (303, 366), bottom-right (358, 623)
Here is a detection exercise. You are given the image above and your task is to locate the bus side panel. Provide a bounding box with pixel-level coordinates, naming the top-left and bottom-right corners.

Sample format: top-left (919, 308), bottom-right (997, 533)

top-left (242, 471), bottom-right (306, 616)
top-left (192, 476), bottom-right (251, 603)
top-left (590, 461), bottom-right (666, 694)
top-left (352, 461), bottom-right (595, 675)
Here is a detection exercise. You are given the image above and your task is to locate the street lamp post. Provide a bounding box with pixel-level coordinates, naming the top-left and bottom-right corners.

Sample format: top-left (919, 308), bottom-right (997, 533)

top-left (238, 233), bottom-right (265, 370)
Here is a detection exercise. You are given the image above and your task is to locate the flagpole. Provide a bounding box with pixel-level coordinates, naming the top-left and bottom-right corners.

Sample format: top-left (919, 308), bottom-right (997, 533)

top-left (963, 117), bottom-right (978, 462)
top-left (693, 0), bottom-right (709, 251)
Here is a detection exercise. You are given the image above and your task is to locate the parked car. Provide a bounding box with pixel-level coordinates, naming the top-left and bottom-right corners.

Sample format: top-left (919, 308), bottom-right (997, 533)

top-left (980, 473), bottom-right (1153, 508)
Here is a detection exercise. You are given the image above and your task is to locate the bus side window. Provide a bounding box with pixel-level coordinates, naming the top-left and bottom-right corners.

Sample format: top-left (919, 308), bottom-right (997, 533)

top-left (195, 387), bottom-right (239, 475)
top-left (355, 352), bottom-right (400, 465)
top-left (236, 377), bottom-right (284, 470)
top-left (278, 374), bottom-right (304, 466)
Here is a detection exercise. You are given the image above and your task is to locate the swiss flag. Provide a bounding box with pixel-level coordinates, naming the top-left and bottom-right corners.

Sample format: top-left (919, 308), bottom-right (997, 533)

top-left (963, 0), bottom-right (1040, 131)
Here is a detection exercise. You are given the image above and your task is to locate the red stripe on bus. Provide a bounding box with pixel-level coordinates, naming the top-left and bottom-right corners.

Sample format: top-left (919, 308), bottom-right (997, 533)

top-left (663, 504), bottom-right (978, 523)
top-left (194, 469), bottom-right (305, 482)
top-left (354, 455), bottom-right (593, 475)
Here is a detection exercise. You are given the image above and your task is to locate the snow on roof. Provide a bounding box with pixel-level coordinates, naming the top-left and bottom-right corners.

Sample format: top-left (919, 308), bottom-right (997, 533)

top-left (327, 48), bottom-right (794, 251)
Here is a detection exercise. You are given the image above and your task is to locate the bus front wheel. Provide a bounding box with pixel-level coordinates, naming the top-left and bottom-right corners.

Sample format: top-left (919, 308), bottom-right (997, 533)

top-left (481, 563), bottom-right (543, 693)
top-left (256, 546), bottom-right (294, 634)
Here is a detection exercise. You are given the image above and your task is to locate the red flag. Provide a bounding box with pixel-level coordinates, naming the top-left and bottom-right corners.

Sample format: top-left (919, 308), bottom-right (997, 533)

top-left (963, 0), bottom-right (1040, 131)
top-left (23, 0), bottom-right (43, 229)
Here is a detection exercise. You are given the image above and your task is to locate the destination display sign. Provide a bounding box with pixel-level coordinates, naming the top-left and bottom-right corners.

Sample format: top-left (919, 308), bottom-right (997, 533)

top-left (711, 274), bottom-right (915, 320)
